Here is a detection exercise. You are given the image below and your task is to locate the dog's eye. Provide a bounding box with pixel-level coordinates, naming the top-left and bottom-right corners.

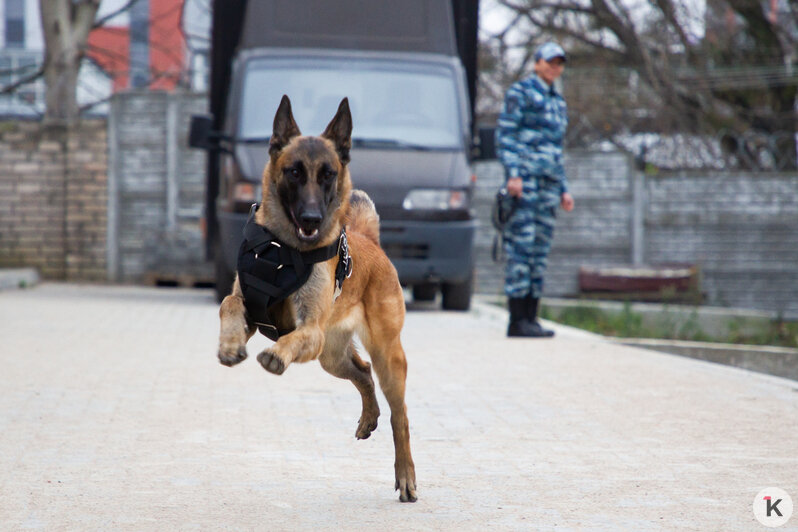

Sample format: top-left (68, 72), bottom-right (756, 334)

top-left (286, 167), bottom-right (300, 181)
top-left (323, 169), bottom-right (337, 181)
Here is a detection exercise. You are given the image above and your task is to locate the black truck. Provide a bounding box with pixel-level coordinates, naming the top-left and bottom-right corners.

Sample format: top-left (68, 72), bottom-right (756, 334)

top-left (191, 0), bottom-right (482, 309)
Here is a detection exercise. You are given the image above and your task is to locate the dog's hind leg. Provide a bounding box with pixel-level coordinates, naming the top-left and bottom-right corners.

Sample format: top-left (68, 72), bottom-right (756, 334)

top-left (218, 277), bottom-right (255, 367)
top-left (362, 332), bottom-right (417, 503)
top-left (319, 331), bottom-right (380, 440)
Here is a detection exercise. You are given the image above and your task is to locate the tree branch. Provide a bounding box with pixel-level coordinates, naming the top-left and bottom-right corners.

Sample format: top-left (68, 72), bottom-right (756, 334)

top-left (652, 0), bottom-right (694, 54)
top-left (0, 65), bottom-right (44, 95)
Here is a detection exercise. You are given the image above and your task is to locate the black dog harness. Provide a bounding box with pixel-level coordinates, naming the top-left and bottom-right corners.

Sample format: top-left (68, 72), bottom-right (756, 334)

top-left (237, 204), bottom-right (352, 341)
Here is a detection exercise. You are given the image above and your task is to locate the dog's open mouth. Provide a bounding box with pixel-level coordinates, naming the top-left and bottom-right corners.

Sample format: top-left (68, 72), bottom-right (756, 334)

top-left (289, 208), bottom-right (323, 243)
top-left (297, 226), bottom-right (320, 241)
top-left (290, 210), bottom-right (322, 242)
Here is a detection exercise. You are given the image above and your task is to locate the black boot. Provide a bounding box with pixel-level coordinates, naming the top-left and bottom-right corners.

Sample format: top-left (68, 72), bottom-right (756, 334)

top-left (507, 297), bottom-right (548, 337)
top-left (526, 296), bottom-right (554, 337)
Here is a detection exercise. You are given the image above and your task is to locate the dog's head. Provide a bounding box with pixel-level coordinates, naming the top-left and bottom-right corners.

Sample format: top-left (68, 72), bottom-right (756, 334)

top-left (261, 95), bottom-right (353, 249)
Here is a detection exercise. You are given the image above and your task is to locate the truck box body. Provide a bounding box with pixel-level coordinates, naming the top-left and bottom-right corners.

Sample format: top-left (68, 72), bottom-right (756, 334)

top-left (200, 0), bottom-right (479, 309)
top-left (240, 0), bottom-right (456, 54)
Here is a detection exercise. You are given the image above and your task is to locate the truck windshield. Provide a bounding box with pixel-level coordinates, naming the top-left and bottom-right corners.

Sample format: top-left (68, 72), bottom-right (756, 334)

top-left (239, 57), bottom-right (462, 149)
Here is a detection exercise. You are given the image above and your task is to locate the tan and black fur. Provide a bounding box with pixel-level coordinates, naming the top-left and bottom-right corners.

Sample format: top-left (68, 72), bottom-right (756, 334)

top-left (217, 95), bottom-right (417, 502)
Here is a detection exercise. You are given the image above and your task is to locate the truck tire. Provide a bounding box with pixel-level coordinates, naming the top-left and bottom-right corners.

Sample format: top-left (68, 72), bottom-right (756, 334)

top-left (214, 239), bottom-right (235, 303)
top-left (412, 283), bottom-right (437, 302)
top-left (441, 274), bottom-right (472, 311)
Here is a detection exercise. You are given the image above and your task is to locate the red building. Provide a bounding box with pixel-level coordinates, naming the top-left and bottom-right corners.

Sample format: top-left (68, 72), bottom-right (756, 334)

top-left (87, 0), bottom-right (186, 92)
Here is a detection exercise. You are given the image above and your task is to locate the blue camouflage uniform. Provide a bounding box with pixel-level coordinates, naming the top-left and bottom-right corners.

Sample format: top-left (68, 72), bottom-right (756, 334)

top-left (495, 73), bottom-right (568, 299)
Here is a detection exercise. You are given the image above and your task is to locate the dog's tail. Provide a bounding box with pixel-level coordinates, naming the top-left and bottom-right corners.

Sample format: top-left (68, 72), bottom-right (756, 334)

top-left (345, 190), bottom-right (380, 245)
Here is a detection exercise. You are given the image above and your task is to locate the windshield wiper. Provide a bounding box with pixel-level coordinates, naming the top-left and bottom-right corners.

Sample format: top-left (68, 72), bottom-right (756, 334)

top-left (352, 137), bottom-right (436, 151)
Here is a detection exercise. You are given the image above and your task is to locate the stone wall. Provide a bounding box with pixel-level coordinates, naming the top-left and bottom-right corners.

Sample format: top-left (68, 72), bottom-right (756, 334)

top-left (474, 154), bottom-right (798, 318)
top-left (0, 120), bottom-right (107, 281)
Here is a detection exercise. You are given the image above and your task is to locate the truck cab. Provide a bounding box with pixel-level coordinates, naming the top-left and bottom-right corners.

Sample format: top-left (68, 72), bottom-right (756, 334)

top-left (191, 0), bottom-right (479, 309)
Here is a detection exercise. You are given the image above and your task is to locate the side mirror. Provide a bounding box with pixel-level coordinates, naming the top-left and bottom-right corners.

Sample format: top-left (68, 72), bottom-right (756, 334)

top-left (473, 126), bottom-right (497, 160)
top-left (189, 114), bottom-right (229, 151)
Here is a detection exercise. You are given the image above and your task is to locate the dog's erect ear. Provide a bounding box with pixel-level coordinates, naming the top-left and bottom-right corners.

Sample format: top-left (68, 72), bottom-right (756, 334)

top-left (270, 95), bottom-right (301, 157)
top-left (322, 98), bottom-right (353, 165)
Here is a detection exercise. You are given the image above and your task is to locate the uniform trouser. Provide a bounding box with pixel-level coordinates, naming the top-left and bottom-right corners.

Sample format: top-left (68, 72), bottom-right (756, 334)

top-left (503, 185), bottom-right (557, 299)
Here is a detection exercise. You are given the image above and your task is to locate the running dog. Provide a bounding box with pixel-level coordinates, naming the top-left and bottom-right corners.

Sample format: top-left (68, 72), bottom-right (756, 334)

top-left (217, 95), bottom-right (417, 502)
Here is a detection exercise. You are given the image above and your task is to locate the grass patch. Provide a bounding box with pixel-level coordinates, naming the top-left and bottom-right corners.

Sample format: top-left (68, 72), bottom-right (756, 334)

top-left (725, 318), bottom-right (798, 349)
top-left (539, 302), bottom-right (798, 349)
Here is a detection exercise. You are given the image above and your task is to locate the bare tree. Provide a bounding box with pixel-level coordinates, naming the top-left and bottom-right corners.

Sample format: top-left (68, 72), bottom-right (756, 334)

top-left (484, 0), bottom-right (798, 169)
top-left (39, 1), bottom-right (101, 124)
top-left (34, 0), bottom-right (143, 124)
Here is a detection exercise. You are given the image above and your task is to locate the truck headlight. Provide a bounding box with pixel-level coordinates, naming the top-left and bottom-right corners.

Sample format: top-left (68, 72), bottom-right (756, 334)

top-left (402, 189), bottom-right (467, 210)
top-left (232, 182), bottom-right (261, 203)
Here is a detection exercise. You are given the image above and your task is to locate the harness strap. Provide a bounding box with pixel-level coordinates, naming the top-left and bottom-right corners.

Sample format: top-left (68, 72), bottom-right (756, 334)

top-left (240, 272), bottom-right (284, 298)
top-left (237, 203), bottom-right (352, 342)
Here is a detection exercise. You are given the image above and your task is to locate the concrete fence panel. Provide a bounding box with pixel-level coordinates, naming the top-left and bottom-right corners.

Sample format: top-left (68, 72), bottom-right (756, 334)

top-left (107, 91), bottom-right (210, 284)
top-left (474, 153), bottom-right (798, 318)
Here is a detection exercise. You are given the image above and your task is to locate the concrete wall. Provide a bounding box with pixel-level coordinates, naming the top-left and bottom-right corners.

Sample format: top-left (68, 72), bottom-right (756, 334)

top-left (645, 172), bottom-right (798, 318)
top-left (107, 91), bottom-right (210, 283)
top-left (0, 120), bottom-right (107, 281)
top-left (1, 92), bottom-right (795, 318)
top-left (473, 150), bottom-right (634, 297)
top-left (474, 154), bottom-right (798, 318)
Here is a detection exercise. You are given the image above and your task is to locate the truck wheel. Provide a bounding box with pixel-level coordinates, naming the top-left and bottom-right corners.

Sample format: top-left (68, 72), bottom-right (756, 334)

top-left (441, 275), bottom-right (472, 311)
top-left (214, 240), bottom-right (235, 303)
top-left (412, 283), bottom-right (437, 302)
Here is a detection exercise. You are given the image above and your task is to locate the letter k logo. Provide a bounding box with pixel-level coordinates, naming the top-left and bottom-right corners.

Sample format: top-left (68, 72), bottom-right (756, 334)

top-left (765, 496), bottom-right (783, 517)
top-left (754, 488), bottom-right (793, 527)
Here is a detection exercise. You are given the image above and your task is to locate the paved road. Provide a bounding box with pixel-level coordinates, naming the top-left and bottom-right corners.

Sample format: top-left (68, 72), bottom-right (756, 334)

top-left (1, 284), bottom-right (796, 531)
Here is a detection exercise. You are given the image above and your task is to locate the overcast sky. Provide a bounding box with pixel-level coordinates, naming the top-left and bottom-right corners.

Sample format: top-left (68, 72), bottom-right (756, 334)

top-left (480, 0), bottom-right (707, 42)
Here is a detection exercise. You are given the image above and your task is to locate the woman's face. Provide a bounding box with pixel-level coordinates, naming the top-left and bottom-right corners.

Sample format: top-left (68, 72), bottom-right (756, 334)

top-left (535, 57), bottom-right (565, 85)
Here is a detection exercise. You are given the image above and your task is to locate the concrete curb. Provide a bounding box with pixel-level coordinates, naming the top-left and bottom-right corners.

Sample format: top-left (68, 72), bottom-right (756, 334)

top-left (617, 337), bottom-right (798, 382)
top-left (0, 268), bottom-right (39, 291)
top-left (473, 296), bottom-right (798, 382)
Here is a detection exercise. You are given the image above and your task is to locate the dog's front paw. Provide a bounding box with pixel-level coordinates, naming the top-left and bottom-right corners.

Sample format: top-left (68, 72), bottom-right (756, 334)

top-left (356, 407), bottom-right (379, 440)
top-left (218, 345), bottom-right (248, 367)
top-left (257, 350), bottom-right (286, 375)
top-left (395, 464), bottom-right (417, 503)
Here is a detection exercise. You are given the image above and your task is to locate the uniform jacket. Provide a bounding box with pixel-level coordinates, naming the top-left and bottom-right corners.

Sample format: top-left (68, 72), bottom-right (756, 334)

top-left (495, 73), bottom-right (569, 205)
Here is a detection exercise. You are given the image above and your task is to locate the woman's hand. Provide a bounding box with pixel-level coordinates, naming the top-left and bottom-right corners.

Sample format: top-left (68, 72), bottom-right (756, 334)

top-left (561, 192), bottom-right (574, 212)
top-left (507, 177), bottom-right (523, 198)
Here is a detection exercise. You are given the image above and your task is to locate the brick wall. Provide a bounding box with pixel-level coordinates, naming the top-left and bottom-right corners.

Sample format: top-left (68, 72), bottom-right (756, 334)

top-left (0, 120), bottom-right (107, 281)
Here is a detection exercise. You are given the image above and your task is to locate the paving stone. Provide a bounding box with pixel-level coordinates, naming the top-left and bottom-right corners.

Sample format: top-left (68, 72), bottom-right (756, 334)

top-left (0, 283), bottom-right (796, 530)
